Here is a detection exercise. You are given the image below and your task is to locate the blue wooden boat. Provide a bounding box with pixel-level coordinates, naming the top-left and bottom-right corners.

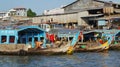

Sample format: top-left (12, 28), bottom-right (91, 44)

top-left (28, 31), bottom-right (80, 55)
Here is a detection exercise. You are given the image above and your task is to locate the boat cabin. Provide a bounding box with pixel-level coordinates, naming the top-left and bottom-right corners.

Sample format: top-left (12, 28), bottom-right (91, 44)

top-left (49, 28), bottom-right (79, 42)
top-left (83, 31), bottom-right (102, 42)
top-left (0, 26), bottom-right (46, 48)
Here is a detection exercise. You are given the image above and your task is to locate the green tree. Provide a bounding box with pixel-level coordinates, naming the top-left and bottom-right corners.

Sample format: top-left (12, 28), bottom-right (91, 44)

top-left (27, 8), bottom-right (36, 17)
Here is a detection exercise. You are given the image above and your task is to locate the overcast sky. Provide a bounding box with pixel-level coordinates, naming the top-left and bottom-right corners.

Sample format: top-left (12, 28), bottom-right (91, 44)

top-left (0, 0), bottom-right (119, 15)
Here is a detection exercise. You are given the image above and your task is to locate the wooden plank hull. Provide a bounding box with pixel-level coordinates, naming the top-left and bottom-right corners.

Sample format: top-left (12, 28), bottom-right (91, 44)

top-left (0, 47), bottom-right (108, 56)
top-left (0, 48), bottom-right (67, 56)
top-left (74, 39), bottom-right (110, 52)
top-left (27, 48), bottom-right (67, 55)
top-left (109, 45), bottom-right (120, 50)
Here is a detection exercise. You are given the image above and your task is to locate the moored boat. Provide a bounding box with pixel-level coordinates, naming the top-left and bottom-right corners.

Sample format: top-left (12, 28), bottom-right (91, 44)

top-left (74, 35), bottom-right (113, 52)
top-left (75, 42), bottom-right (109, 52)
top-left (27, 31), bottom-right (81, 55)
top-left (109, 44), bottom-right (120, 50)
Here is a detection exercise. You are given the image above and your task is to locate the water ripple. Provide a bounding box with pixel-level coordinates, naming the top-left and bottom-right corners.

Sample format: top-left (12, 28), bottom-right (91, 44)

top-left (0, 51), bottom-right (120, 67)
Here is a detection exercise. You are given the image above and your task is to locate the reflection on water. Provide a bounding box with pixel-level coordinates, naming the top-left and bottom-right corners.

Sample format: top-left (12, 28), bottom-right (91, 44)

top-left (0, 51), bottom-right (120, 67)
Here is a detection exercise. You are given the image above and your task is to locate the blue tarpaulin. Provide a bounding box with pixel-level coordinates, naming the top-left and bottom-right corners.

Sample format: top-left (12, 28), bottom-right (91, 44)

top-left (98, 20), bottom-right (106, 26)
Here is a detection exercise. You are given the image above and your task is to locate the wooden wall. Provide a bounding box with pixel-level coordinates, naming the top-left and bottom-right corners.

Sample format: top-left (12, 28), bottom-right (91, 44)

top-left (32, 11), bottom-right (89, 26)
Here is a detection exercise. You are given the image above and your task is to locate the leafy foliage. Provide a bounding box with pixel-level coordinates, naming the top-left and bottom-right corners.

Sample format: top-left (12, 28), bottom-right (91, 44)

top-left (27, 8), bottom-right (36, 17)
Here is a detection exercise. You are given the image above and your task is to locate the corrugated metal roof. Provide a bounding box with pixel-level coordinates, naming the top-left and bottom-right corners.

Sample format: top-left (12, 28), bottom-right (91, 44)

top-left (83, 29), bottom-right (120, 37)
top-left (49, 28), bottom-right (79, 35)
top-left (63, 0), bottom-right (120, 8)
top-left (16, 25), bottom-right (46, 32)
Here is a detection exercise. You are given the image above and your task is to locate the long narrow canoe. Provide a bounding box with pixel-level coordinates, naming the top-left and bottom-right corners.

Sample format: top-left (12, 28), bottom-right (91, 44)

top-left (75, 41), bottom-right (109, 52)
top-left (75, 35), bottom-right (113, 52)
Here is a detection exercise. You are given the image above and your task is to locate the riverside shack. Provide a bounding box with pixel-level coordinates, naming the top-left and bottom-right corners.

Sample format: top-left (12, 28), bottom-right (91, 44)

top-left (0, 25), bottom-right (46, 48)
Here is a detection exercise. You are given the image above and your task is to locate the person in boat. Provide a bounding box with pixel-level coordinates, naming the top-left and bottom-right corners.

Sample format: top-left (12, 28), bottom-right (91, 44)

top-left (78, 31), bottom-right (84, 42)
top-left (35, 41), bottom-right (43, 49)
top-left (49, 34), bottom-right (56, 47)
top-left (99, 39), bottom-right (104, 44)
top-left (100, 36), bottom-right (108, 44)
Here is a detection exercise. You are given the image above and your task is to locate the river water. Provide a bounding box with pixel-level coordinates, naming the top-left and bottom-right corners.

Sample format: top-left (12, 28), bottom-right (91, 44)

top-left (0, 51), bottom-right (120, 67)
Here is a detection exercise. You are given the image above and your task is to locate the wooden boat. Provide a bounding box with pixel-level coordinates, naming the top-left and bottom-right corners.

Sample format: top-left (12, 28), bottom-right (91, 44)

top-left (28, 42), bottom-right (71, 55)
top-left (109, 44), bottom-right (120, 50)
top-left (0, 43), bottom-right (70, 56)
top-left (75, 42), bottom-right (109, 52)
top-left (27, 31), bottom-right (81, 55)
top-left (74, 36), bottom-right (113, 52)
top-left (0, 31), bottom-right (80, 56)
top-left (27, 32), bottom-right (81, 55)
top-left (0, 32), bottom-right (113, 55)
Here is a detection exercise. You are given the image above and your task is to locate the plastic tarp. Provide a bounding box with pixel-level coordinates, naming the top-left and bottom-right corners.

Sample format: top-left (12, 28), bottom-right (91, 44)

top-left (98, 20), bottom-right (106, 26)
